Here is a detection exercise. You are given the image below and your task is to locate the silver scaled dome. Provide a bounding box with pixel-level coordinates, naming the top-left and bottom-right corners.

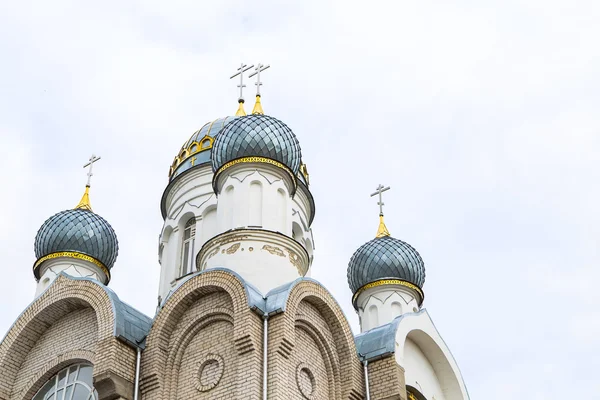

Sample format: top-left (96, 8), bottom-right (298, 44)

top-left (211, 114), bottom-right (302, 175)
top-left (34, 208), bottom-right (119, 278)
top-left (347, 235), bottom-right (426, 296)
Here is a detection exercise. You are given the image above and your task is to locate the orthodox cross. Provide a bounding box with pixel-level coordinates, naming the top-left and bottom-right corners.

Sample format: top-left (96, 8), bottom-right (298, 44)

top-left (230, 63), bottom-right (254, 102)
top-left (83, 154), bottom-right (101, 187)
top-left (248, 63), bottom-right (270, 96)
top-left (370, 184), bottom-right (391, 216)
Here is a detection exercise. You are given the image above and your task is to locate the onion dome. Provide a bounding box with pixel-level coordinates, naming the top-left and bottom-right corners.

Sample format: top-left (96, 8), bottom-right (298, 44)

top-left (347, 216), bottom-right (426, 306)
top-left (211, 114), bottom-right (302, 180)
top-left (33, 187), bottom-right (119, 281)
top-left (168, 116), bottom-right (237, 181)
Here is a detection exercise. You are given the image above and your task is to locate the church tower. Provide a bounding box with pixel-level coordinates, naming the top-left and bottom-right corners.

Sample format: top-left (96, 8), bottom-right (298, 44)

top-left (157, 63), bottom-right (315, 299)
top-left (350, 185), bottom-right (469, 400)
top-left (32, 155), bottom-right (119, 297)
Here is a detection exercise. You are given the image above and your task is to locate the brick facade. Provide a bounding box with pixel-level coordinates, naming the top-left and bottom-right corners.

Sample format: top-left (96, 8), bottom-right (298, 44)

top-left (368, 356), bottom-right (408, 400)
top-left (0, 271), bottom-right (413, 400)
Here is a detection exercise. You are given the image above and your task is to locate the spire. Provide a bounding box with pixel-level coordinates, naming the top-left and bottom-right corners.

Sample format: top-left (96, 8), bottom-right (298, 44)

top-left (376, 215), bottom-right (390, 238)
top-left (370, 184), bottom-right (391, 238)
top-left (75, 154), bottom-right (101, 211)
top-left (75, 185), bottom-right (93, 211)
top-left (249, 63), bottom-right (270, 115)
top-left (230, 63), bottom-right (254, 116)
top-left (252, 95), bottom-right (264, 115)
top-left (235, 100), bottom-right (247, 116)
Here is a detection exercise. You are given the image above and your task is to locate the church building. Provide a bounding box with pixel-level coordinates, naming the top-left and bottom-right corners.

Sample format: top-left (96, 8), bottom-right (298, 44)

top-left (0, 64), bottom-right (469, 400)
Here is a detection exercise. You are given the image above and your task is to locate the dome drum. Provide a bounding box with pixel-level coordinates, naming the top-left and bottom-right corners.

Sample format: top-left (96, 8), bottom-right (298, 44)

top-left (351, 278), bottom-right (424, 308)
top-left (212, 155), bottom-right (298, 195)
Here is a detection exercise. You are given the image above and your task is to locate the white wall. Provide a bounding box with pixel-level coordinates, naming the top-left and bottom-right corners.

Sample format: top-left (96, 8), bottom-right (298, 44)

top-left (394, 310), bottom-right (470, 400)
top-left (356, 284), bottom-right (421, 332)
top-left (404, 338), bottom-right (447, 400)
top-left (35, 258), bottom-right (107, 297)
top-left (158, 162), bottom-right (316, 299)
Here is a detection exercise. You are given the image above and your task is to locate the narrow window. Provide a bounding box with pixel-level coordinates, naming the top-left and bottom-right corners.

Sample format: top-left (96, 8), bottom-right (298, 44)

top-left (181, 217), bottom-right (196, 275)
top-left (248, 181), bottom-right (263, 227)
top-left (368, 305), bottom-right (379, 328)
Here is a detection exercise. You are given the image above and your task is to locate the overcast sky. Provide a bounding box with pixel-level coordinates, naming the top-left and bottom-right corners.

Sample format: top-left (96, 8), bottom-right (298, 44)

top-left (1, 1), bottom-right (599, 398)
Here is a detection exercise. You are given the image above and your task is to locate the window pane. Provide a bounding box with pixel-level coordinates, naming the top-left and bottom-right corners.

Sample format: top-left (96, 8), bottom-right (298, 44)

top-left (184, 228), bottom-right (191, 240)
top-left (64, 386), bottom-right (74, 400)
top-left (72, 384), bottom-right (90, 400)
top-left (182, 242), bottom-right (190, 272)
top-left (33, 376), bottom-right (56, 400)
top-left (57, 369), bottom-right (68, 387)
top-left (67, 366), bottom-right (78, 383)
top-left (56, 389), bottom-right (64, 400)
top-left (77, 366), bottom-right (93, 384)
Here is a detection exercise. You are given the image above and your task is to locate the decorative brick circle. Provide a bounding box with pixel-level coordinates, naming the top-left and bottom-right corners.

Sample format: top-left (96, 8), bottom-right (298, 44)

top-left (195, 354), bottom-right (224, 392)
top-left (296, 363), bottom-right (316, 399)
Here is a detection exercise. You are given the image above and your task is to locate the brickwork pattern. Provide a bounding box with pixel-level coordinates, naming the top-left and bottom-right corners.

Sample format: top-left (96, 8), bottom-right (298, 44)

top-left (14, 308), bottom-right (97, 396)
top-left (141, 270), bottom-right (263, 400)
top-left (294, 328), bottom-right (329, 399)
top-left (0, 275), bottom-right (138, 400)
top-left (267, 280), bottom-right (365, 400)
top-left (368, 356), bottom-right (407, 400)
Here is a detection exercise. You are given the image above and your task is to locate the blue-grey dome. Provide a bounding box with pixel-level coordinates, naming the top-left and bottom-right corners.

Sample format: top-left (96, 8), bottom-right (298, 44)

top-left (211, 114), bottom-right (302, 175)
top-left (347, 236), bottom-right (426, 295)
top-left (34, 208), bottom-right (119, 276)
top-left (169, 116), bottom-right (236, 181)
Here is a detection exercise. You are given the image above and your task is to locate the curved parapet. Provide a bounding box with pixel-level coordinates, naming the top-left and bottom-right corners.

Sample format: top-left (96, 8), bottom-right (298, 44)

top-left (355, 309), bottom-right (469, 400)
top-left (0, 273), bottom-right (151, 400)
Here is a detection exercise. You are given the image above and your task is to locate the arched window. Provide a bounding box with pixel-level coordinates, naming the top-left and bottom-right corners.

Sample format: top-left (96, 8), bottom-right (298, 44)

top-left (368, 305), bottom-right (379, 328)
top-left (180, 217), bottom-right (196, 276)
top-left (391, 301), bottom-right (403, 318)
top-left (248, 181), bottom-right (263, 227)
top-left (33, 363), bottom-right (97, 400)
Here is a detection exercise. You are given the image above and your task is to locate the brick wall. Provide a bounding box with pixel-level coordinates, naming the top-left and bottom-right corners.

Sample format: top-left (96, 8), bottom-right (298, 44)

top-left (368, 356), bottom-right (407, 400)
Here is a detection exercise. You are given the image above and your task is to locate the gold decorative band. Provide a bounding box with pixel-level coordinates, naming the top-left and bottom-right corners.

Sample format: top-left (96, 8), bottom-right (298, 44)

top-left (33, 251), bottom-right (111, 282)
top-left (352, 279), bottom-right (424, 306)
top-left (214, 156), bottom-right (297, 186)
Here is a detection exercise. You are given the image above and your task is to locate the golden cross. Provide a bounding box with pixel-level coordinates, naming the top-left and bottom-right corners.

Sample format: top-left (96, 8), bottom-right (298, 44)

top-left (190, 156), bottom-right (197, 166)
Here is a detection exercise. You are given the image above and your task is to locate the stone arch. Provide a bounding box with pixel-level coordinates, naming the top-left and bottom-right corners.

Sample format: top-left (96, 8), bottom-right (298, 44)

top-left (162, 308), bottom-right (234, 397)
top-left (295, 315), bottom-right (341, 398)
top-left (401, 329), bottom-right (465, 400)
top-left (0, 275), bottom-right (116, 399)
top-left (273, 279), bottom-right (364, 400)
top-left (18, 349), bottom-right (96, 400)
top-left (141, 269), bottom-right (262, 398)
top-left (292, 221), bottom-right (303, 244)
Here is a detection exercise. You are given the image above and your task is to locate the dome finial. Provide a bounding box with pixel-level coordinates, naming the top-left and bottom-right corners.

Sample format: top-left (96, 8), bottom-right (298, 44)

top-left (249, 63), bottom-right (270, 115)
top-left (75, 154), bottom-right (101, 211)
top-left (252, 95), bottom-right (264, 115)
top-left (230, 62), bottom-right (254, 116)
top-left (370, 184), bottom-right (391, 238)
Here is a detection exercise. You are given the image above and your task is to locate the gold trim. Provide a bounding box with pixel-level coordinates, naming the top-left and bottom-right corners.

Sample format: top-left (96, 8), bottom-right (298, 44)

top-left (352, 279), bottom-right (424, 306)
top-left (299, 163), bottom-right (310, 185)
top-left (34, 251), bottom-right (111, 281)
top-left (75, 186), bottom-right (93, 211)
top-left (169, 134), bottom-right (216, 178)
top-left (214, 156), bottom-right (296, 186)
